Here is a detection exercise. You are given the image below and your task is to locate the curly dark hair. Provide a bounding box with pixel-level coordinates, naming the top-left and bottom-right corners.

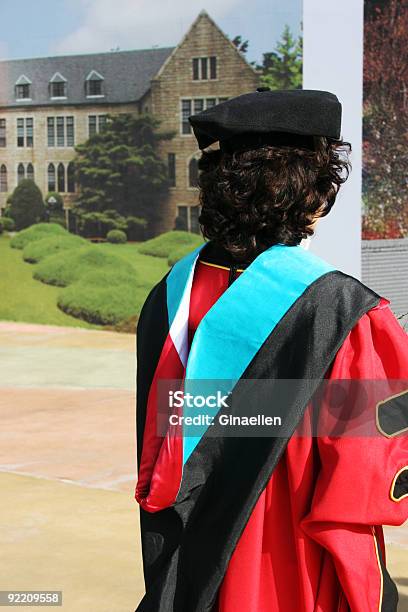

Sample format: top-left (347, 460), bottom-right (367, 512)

top-left (197, 135), bottom-right (351, 261)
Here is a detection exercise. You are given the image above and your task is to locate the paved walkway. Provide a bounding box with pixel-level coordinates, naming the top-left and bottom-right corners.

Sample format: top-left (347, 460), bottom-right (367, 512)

top-left (0, 474), bottom-right (143, 612)
top-left (0, 321), bottom-right (407, 610)
top-left (0, 322), bottom-right (143, 611)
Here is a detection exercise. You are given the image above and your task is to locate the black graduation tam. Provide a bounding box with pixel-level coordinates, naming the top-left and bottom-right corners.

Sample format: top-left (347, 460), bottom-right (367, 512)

top-left (188, 88), bottom-right (342, 152)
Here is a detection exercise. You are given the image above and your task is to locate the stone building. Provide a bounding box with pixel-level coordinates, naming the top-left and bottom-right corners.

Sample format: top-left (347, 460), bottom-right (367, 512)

top-left (0, 11), bottom-right (260, 234)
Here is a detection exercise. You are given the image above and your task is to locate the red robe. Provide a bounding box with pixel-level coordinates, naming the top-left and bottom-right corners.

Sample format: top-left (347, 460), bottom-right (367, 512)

top-left (186, 258), bottom-right (408, 612)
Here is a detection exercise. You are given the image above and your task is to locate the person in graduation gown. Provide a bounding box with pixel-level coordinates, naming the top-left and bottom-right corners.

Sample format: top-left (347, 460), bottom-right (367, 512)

top-left (134, 88), bottom-right (408, 612)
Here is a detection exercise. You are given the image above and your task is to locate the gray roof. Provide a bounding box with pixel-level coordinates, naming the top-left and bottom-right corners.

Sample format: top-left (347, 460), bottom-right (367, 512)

top-left (362, 238), bottom-right (408, 318)
top-left (0, 47), bottom-right (174, 108)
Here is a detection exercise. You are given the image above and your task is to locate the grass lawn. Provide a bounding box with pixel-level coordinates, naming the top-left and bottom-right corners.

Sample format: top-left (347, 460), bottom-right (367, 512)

top-left (0, 234), bottom-right (98, 328)
top-left (0, 235), bottom-right (169, 328)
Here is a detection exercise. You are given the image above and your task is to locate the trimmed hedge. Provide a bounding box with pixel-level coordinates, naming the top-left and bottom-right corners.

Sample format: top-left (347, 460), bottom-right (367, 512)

top-left (107, 229), bottom-right (127, 244)
top-left (56, 268), bottom-right (150, 325)
top-left (23, 234), bottom-right (86, 263)
top-left (78, 269), bottom-right (150, 290)
top-left (34, 246), bottom-right (136, 287)
top-left (10, 223), bottom-right (67, 249)
top-left (57, 282), bottom-right (148, 326)
top-left (138, 231), bottom-right (204, 258)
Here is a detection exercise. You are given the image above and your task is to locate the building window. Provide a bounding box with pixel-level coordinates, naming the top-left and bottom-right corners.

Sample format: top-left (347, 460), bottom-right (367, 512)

top-left (190, 206), bottom-right (200, 233)
top-left (88, 114), bottom-right (107, 137)
top-left (210, 56), bottom-right (217, 79)
top-left (0, 165), bottom-right (7, 192)
top-left (177, 206), bottom-right (188, 230)
top-left (66, 116), bottom-right (74, 146)
top-left (15, 75), bottom-right (32, 100)
top-left (17, 163), bottom-right (25, 184)
top-left (67, 163), bottom-right (75, 193)
top-left (26, 118), bottom-right (33, 147)
top-left (177, 205), bottom-right (200, 233)
top-left (56, 117), bottom-right (64, 147)
top-left (192, 58), bottom-right (200, 80)
top-left (188, 158), bottom-right (199, 188)
top-left (168, 153), bottom-right (176, 187)
top-left (201, 57), bottom-right (208, 80)
top-left (47, 117), bottom-right (55, 147)
top-left (85, 70), bottom-right (105, 97)
top-left (98, 115), bottom-right (107, 131)
top-left (0, 119), bottom-right (6, 147)
top-left (57, 163), bottom-right (65, 193)
top-left (17, 118), bottom-right (33, 147)
top-left (88, 79), bottom-right (102, 96)
top-left (88, 115), bottom-right (97, 137)
top-left (192, 56), bottom-right (217, 80)
top-left (181, 99), bottom-right (192, 135)
top-left (17, 117), bottom-right (34, 147)
top-left (49, 72), bottom-right (67, 98)
top-left (16, 83), bottom-right (30, 99)
top-left (180, 98), bottom-right (227, 134)
top-left (26, 163), bottom-right (34, 182)
top-left (193, 99), bottom-right (204, 114)
top-left (16, 163), bottom-right (35, 184)
top-left (51, 81), bottom-right (66, 98)
top-left (48, 163), bottom-right (56, 192)
top-left (48, 116), bottom-right (74, 147)
top-left (17, 118), bottom-right (24, 147)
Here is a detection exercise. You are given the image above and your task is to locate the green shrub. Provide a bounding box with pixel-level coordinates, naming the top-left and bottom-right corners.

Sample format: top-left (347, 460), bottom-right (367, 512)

top-left (78, 269), bottom-right (148, 289)
top-left (107, 229), bottom-right (127, 244)
top-left (57, 269), bottom-right (149, 325)
top-left (10, 223), bottom-right (67, 249)
top-left (0, 223), bottom-right (3, 235)
top-left (34, 246), bottom-right (136, 287)
top-left (9, 179), bottom-right (46, 230)
top-left (138, 231), bottom-right (204, 258)
top-left (57, 283), bottom-right (148, 325)
top-left (0, 217), bottom-right (16, 231)
top-left (22, 234), bottom-right (86, 263)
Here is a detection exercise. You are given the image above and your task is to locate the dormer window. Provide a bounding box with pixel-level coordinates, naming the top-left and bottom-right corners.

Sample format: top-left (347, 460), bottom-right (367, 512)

top-left (16, 84), bottom-right (30, 99)
top-left (50, 72), bottom-right (67, 99)
top-left (85, 71), bottom-right (105, 97)
top-left (15, 75), bottom-right (32, 100)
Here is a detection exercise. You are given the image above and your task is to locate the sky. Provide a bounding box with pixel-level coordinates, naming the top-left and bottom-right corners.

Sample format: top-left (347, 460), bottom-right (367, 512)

top-left (0, 0), bottom-right (302, 66)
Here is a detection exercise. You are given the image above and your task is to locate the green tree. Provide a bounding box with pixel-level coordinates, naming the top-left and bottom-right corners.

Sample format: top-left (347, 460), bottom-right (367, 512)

top-left (258, 25), bottom-right (302, 90)
top-left (10, 179), bottom-right (45, 230)
top-left (72, 113), bottom-right (174, 236)
top-left (231, 35), bottom-right (249, 55)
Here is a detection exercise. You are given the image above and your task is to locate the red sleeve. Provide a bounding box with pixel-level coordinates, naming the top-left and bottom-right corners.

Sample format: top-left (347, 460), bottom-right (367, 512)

top-left (301, 299), bottom-right (408, 611)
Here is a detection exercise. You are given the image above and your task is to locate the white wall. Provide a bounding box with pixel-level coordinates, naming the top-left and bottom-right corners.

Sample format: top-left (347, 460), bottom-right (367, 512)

top-left (303, 0), bottom-right (363, 278)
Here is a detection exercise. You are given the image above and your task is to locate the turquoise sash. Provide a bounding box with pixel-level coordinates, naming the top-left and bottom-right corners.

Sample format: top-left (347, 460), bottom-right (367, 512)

top-left (166, 243), bottom-right (334, 464)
